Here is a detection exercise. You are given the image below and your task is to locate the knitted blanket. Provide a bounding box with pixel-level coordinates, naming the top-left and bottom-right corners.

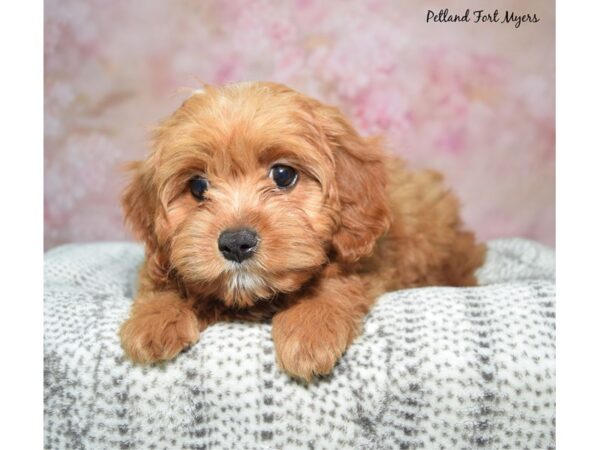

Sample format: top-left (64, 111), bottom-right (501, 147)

top-left (44, 238), bottom-right (555, 450)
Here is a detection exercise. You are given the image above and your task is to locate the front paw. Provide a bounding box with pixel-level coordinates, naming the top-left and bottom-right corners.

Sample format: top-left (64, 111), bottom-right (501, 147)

top-left (272, 308), bottom-right (356, 382)
top-left (119, 301), bottom-right (200, 364)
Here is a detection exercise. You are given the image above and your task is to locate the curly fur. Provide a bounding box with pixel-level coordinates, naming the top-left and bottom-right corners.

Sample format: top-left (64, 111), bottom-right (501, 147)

top-left (119, 81), bottom-right (485, 381)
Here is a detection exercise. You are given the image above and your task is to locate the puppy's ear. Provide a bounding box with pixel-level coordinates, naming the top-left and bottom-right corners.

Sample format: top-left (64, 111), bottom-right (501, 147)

top-left (122, 154), bottom-right (174, 287)
top-left (316, 106), bottom-right (391, 263)
top-left (122, 158), bottom-right (158, 246)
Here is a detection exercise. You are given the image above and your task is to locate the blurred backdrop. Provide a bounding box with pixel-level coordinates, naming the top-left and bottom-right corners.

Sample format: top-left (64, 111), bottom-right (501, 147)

top-left (44, 0), bottom-right (555, 249)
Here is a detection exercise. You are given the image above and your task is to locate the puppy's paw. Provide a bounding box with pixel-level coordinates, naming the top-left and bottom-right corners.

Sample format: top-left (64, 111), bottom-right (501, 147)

top-left (272, 308), bottom-right (355, 382)
top-left (119, 301), bottom-right (200, 364)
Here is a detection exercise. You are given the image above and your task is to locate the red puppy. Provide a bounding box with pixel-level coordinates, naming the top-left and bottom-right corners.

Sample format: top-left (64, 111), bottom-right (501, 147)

top-left (119, 82), bottom-right (485, 381)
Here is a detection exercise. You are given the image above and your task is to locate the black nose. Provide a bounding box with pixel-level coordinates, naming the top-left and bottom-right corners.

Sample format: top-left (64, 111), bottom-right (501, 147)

top-left (218, 228), bottom-right (259, 263)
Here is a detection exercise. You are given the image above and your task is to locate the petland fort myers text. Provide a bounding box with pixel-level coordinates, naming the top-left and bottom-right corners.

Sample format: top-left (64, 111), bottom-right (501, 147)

top-left (426, 9), bottom-right (540, 28)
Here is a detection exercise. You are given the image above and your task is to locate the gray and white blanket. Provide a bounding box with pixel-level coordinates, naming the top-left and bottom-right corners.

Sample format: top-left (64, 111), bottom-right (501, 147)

top-left (44, 238), bottom-right (555, 450)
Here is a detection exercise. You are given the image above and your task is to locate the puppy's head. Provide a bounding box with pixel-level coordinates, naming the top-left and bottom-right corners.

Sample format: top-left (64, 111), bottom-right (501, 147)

top-left (123, 82), bottom-right (390, 307)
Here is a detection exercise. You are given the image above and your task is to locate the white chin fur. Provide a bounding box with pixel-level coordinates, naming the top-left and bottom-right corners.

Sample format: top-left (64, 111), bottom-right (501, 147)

top-left (227, 270), bottom-right (264, 293)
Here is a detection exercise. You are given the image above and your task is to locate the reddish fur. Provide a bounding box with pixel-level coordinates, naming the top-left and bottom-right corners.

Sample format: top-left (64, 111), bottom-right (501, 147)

top-left (119, 82), bottom-right (485, 381)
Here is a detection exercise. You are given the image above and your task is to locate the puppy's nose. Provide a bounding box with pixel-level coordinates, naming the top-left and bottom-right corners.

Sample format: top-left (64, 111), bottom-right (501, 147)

top-left (218, 228), bottom-right (259, 263)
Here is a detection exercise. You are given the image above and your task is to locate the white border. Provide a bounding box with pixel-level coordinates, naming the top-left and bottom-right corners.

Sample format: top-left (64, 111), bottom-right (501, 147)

top-left (556, 0), bottom-right (600, 447)
top-left (0, 0), bottom-right (43, 448)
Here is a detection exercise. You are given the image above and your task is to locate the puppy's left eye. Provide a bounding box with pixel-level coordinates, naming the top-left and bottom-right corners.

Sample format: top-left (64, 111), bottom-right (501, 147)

top-left (189, 176), bottom-right (209, 200)
top-left (269, 164), bottom-right (298, 189)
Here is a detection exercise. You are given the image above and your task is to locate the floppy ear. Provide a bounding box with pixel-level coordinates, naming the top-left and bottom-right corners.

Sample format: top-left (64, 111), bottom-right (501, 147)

top-left (316, 105), bottom-right (391, 263)
top-left (122, 159), bottom-right (158, 245)
top-left (122, 156), bottom-right (172, 287)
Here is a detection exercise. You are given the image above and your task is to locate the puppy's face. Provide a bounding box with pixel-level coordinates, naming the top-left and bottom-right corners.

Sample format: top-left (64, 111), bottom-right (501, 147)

top-left (124, 82), bottom-right (390, 307)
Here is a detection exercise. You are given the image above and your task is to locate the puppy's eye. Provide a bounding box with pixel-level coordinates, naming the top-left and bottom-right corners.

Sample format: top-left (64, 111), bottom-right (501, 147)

top-left (269, 164), bottom-right (298, 189)
top-left (189, 176), bottom-right (209, 200)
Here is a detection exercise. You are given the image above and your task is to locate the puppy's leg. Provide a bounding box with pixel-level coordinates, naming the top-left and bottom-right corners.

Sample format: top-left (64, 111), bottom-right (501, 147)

top-left (120, 291), bottom-right (202, 364)
top-left (272, 273), bottom-right (371, 382)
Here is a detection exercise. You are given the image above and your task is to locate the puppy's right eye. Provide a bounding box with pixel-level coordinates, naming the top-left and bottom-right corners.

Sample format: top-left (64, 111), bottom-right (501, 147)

top-left (189, 176), bottom-right (209, 200)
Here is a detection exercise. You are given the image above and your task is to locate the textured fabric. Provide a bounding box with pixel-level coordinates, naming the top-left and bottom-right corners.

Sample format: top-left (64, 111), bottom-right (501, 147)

top-left (44, 238), bottom-right (555, 449)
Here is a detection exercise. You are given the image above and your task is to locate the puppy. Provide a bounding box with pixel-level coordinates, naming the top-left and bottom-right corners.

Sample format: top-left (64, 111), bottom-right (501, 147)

top-left (119, 81), bottom-right (485, 381)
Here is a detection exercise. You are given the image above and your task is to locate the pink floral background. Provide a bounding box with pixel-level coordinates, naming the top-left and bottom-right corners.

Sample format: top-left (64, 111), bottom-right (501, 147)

top-left (44, 0), bottom-right (555, 249)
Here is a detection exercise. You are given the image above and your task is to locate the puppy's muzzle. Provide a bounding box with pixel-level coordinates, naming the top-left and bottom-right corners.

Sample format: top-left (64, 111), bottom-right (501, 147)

top-left (218, 228), bottom-right (259, 263)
